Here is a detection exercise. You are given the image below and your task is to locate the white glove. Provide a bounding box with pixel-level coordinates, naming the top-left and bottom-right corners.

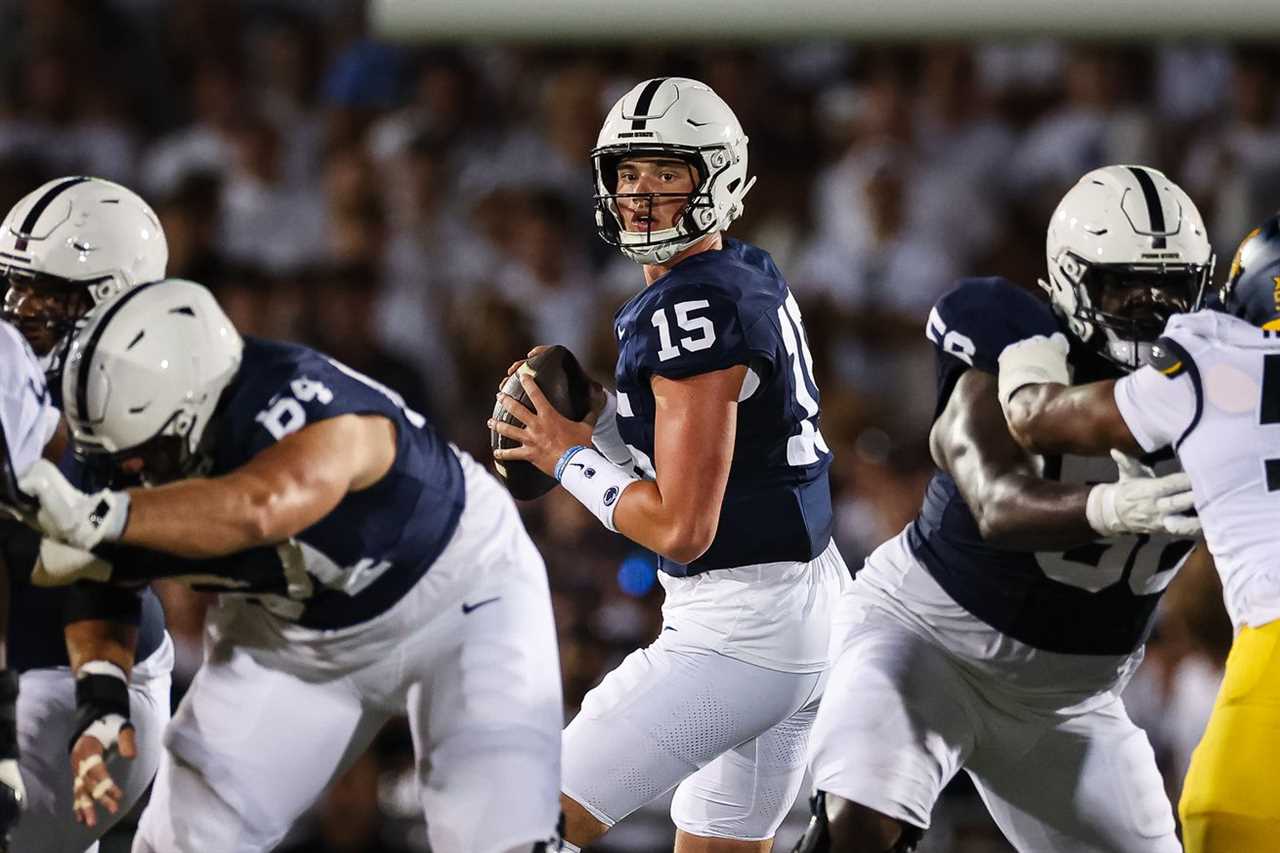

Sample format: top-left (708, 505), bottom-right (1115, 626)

top-left (1086, 450), bottom-right (1201, 537)
top-left (17, 460), bottom-right (130, 551)
top-left (997, 333), bottom-right (1071, 418)
top-left (31, 538), bottom-right (114, 587)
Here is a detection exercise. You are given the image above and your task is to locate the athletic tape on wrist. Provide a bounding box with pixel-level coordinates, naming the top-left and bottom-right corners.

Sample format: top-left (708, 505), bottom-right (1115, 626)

top-left (1086, 483), bottom-right (1118, 536)
top-left (556, 447), bottom-right (638, 533)
top-left (102, 491), bottom-right (130, 542)
top-left (997, 334), bottom-right (1071, 414)
top-left (71, 662), bottom-right (130, 753)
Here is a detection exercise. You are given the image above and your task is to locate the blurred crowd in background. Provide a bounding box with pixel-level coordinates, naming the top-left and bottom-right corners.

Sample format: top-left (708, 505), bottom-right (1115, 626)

top-left (0, 0), bottom-right (1252, 850)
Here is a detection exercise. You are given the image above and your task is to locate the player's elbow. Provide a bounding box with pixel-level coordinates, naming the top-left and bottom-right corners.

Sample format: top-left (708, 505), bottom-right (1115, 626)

top-left (236, 479), bottom-right (292, 547)
top-left (659, 519), bottom-right (717, 565)
top-left (1004, 395), bottom-right (1047, 452)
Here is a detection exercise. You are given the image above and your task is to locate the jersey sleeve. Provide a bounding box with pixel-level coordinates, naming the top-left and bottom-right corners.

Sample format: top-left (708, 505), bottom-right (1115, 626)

top-left (1113, 334), bottom-right (1199, 452)
top-left (925, 277), bottom-right (1061, 375)
top-left (228, 354), bottom-right (416, 460)
top-left (0, 322), bottom-right (59, 477)
top-left (924, 278), bottom-right (1060, 417)
top-left (634, 282), bottom-right (770, 381)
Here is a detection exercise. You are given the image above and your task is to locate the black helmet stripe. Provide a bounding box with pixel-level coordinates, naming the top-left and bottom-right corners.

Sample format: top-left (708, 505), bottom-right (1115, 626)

top-left (630, 78), bottom-right (669, 130)
top-left (17, 176), bottom-right (91, 238)
top-left (74, 279), bottom-right (165, 436)
top-left (1127, 166), bottom-right (1168, 249)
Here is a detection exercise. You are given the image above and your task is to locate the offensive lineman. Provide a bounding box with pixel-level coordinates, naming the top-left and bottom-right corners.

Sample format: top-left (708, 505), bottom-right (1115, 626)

top-left (0, 177), bottom-right (173, 851)
top-left (795, 166), bottom-right (1208, 853)
top-left (998, 214), bottom-right (1280, 851)
top-left (490, 77), bottom-right (847, 852)
top-left (19, 279), bottom-right (564, 853)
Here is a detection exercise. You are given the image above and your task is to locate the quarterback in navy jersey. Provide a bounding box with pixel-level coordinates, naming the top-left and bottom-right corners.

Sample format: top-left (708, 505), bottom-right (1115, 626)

top-left (798, 165), bottom-right (1210, 853)
top-left (20, 280), bottom-right (564, 853)
top-left (491, 77), bottom-right (848, 852)
top-left (0, 177), bottom-right (174, 852)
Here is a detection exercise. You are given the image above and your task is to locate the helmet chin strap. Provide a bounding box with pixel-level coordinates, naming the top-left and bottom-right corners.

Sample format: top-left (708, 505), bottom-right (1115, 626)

top-left (618, 223), bottom-right (706, 265)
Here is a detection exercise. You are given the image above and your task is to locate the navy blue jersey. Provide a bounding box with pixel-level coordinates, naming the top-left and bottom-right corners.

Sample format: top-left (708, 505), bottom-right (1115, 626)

top-left (907, 277), bottom-right (1195, 655)
top-left (612, 238), bottom-right (833, 576)
top-left (195, 337), bottom-right (466, 629)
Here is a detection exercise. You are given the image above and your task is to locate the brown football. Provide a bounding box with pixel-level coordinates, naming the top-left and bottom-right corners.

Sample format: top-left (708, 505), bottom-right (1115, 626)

top-left (491, 345), bottom-right (593, 500)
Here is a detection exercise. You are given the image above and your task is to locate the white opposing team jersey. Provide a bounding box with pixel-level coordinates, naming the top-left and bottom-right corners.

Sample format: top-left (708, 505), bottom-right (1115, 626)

top-left (1115, 310), bottom-right (1280, 631)
top-left (0, 319), bottom-right (59, 478)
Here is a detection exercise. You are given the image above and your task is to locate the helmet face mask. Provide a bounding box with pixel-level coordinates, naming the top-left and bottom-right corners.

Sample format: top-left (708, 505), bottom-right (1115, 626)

top-left (1075, 258), bottom-right (1207, 355)
top-left (593, 146), bottom-right (719, 261)
top-left (591, 79), bottom-right (755, 266)
top-left (79, 413), bottom-right (205, 487)
top-left (1, 269), bottom-right (109, 355)
top-left (1042, 165), bottom-right (1213, 371)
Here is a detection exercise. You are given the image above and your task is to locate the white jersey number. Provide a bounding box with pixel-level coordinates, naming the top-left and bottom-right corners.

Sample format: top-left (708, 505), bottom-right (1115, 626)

top-left (255, 363), bottom-right (427, 441)
top-left (1033, 455), bottom-right (1186, 595)
top-left (1261, 354), bottom-right (1280, 493)
top-left (777, 291), bottom-right (829, 466)
top-left (652, 300), bottom-right (716, 362)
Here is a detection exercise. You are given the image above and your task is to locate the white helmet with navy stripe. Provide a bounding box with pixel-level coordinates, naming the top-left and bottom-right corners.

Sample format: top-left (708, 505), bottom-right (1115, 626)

top-left (1041, 164), bottom-right (1213, 370)
top-left (62, 279), bottom-right (241, 484)
top-left (0, 176), bottom-right (167, 356)
top-left (592, 77), bottom-right (756, 265)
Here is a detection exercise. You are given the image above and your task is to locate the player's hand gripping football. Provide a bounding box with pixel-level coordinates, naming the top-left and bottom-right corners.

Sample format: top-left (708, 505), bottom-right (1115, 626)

top-left (68, 663), bottom-right (135, 828)
top-left (490, 361), bottom-right (596, 478)
top-left (1086, 450), bottom-right (1201, 538)
top-left (502, 346), bottom-right (610, 426)
top-left (17, 460), bottom-right (130, 552)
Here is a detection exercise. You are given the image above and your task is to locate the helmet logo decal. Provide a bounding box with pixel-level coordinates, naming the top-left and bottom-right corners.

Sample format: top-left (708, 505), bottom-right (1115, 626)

top-left (1228, 226), bottom-right (1261, 284)
top-left (629, 77), bottom-right (669, 130)
top-left (1127, 166), bottom-right (1168, 249)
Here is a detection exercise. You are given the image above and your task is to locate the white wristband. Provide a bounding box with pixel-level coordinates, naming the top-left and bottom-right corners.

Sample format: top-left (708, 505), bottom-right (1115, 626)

top-left (591, 390), bottom-right (634, 466)
top-left (556, 446), bottom-right (638, 533)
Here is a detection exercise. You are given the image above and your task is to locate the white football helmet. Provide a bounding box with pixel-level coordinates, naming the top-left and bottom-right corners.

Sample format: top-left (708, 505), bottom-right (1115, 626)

top-left (0, 176), bottom-right (167, 356)
top-left (592, 77), bottom-right (756, 265)
top-left (62, 279), bottom-right (242, 484)
top-left (1041, 164), bottom-right (1213, 370)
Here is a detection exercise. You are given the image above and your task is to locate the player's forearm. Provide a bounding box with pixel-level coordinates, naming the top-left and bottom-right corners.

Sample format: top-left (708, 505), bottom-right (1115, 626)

top-left (64, 619), bottom-right (136, 676)
top-left (121, 471), bottom-right (340, 558)
top-left (1006, 381), bottom-right (1141, 456)
top-left (970, 475), bottom-right (1098, 550)
top-left (612, 480), bottom-right (718, 564)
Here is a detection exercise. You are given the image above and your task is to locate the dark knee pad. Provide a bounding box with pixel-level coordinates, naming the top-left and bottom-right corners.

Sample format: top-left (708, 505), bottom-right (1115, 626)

top-left (794, 791), bottom-right (925, 853)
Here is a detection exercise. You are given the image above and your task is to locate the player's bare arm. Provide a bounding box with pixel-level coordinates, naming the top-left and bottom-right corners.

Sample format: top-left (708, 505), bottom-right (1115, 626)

top-left (932, 369), bottom-right (1100, 550)
top-left (118, 414), bottom-right (395, 558)
top-left (492, 364), bottom-right (745, 564)
top-left (1005, 379), bottom-right (1142, 457)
